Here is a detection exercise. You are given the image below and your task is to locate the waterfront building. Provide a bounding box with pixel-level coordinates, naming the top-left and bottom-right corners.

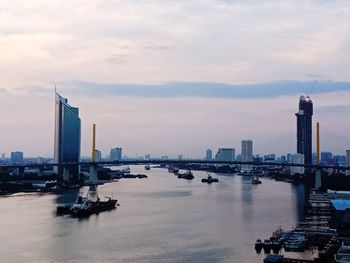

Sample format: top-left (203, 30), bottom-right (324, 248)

top-left (334, 155), bottom-right (346, 165)
top-left (206, 149), bottom-right (212, 161)
top-left (321, 151), bottom-right (333, 164)
top-left (295, 95), bottom-right (313, 166)
top-left (253, 156), bottom-right (263, 163)
top-left (346, 150), bottom-right (350, 176)
top-left (264, 154), bottom-right (275, 162)
top-left (10, 151), bottom-right (23, 164)
top-left (178, 154), bottom-right (183, 160)
top-left (54, 93), bottom-right (81, 175)
top-left (110, 147), bottom-right (122, 161)
top-left (215, 148), bottom-right (235, 162)
top-left (145, 154), bottom-right (151, 160)
top-left (290, 153), bottom-right (305, 175)
top-left (281, 155), bottom-right (286, 163)
top-left (1, 153), bottom-right (5, 162)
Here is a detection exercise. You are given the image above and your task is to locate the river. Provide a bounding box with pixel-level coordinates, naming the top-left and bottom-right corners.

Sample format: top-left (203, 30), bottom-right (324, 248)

top-left (0, 166), bottom-right (312, 263)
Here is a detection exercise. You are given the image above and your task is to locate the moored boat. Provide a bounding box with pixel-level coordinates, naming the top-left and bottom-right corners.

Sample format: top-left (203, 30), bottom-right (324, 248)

top-left (177, 170), bottom-right (194, 180)
top-left (251, 176), bottom-right (262, 184)
top-left (168, 167), bottom-right (179, 174)
top-left (201, 174), bottom-right (219, 184)
top-left (255, 239), bottom-right (263, 252)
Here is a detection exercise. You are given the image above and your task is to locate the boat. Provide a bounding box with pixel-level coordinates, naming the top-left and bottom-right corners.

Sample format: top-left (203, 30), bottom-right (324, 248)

top-left (251, 176), bottom-right (262, 184)
top-left (168, 167), bottom-right (179, 174)
top-left (255, 239), bottom-right (263, 252)
top-left (57, 186), bottom-right (118, 218)
top-left (263, 239), bottom-right (272, 253)
top-left (56, 204), bottom-right (72, 215)
top-left (283, 240), bottom-right (306, 252)
top-left (122, 167), bottom-right (130, 174)
top-left (201, 174), bottom-right (219, 184)
top-left (177, 170), bottom-right (194, 180)
top-left (145, 165), bottom-right (151, 170)
top-left (335, 242), bottom-right (350, 262)
top-left (271, 240), bottom-right (281, 254)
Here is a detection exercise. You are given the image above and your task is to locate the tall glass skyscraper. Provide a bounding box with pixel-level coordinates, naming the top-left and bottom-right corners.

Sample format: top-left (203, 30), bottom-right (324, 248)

top-left (295, 95), bottom-right (313, 167)
top-left (54, 93), bottom-right (81, 175)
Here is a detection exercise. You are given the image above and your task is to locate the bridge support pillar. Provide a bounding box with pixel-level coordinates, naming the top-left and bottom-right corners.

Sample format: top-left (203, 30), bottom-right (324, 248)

top-left (89, 165), bottom-right (98, 184)
top-left (63, 166), bottom-right (69, 182)
top-left (315, 169), bottom-right (322, 190)
top-left (37, 167), bottom-right (43, 177)
top-left (18, 167), bottom-right (25, 177)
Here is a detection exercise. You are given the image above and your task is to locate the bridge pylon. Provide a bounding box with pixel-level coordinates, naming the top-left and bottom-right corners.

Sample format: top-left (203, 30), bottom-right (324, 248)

top-left (63, 166), bottom-right (70, 182)
top-left (315, 122), bottom-right (322, 190)
top-left (88, 123), bottom-right (98, 184)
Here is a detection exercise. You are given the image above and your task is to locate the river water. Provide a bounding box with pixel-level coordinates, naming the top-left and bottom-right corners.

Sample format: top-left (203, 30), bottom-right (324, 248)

top-left (0, 166), bottom-right (312, 263)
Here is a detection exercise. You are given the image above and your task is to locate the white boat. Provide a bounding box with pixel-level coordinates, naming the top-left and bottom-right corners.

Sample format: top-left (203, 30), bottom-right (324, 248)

top-left (122, 167), bottom-right (130, 174)
top-left (335, 242), bottom-right (350, 263)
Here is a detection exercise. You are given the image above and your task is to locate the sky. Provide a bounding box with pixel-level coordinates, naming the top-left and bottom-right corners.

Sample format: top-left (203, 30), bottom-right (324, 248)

top-left (0, 0), bottom-right (350, 158)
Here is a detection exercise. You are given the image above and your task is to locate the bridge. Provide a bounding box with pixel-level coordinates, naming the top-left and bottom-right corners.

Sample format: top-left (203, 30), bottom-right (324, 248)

top-left (1, 159), bottom-right (348, 189)
top-left (1, 159), bottom-right (349, 170)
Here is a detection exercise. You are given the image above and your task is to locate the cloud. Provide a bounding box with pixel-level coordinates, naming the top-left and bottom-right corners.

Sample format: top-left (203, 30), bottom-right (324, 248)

top-left (1, 1), bottom-right (350, 89)
top-left (54, 80), bottom-right (350, 99)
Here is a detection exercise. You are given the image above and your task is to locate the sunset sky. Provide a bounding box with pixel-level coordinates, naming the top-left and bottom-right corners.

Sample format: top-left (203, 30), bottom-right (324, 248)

top-left (0, 0), bottom-right (350, 158)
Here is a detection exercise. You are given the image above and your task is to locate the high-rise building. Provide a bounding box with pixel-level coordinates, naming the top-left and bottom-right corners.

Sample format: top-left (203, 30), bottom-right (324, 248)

top-left (206, 149), bottom-right (212, 161)
top-left (10, 151), bottom-right (23, 164)
top-left (54, 93), bottom-right (81, 175)
top-left (295, 95), bottom-right (313, 166)
top-left (110, 147), bottom-right (122, 161)
top-left (215, 148), bottom-right (235, 162)
top-left (346, 150), bottom-right (350, 176)
top-left (241, 140), bottom-right (253, 161)
top-left (241, 140), bottom-right (253, 171)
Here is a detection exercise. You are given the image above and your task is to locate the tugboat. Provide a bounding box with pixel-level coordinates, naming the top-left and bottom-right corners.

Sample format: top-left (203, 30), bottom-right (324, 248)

top-left (201, 173), bottom-right (219, 184)
top-left (144, 165), bottom-right (151, 170)
top-left (57, 185), bottom-right (118, 218)
top-left (255, 239), bottom-right (263, 252)
top-left (168, 167), bottom-right (179, 174)
top-left (177, 170), bottom-right (194, 180)
top-left (263, 239), bottom-right (272, 254)
top-left (251, 176), bottom-right (262, 184)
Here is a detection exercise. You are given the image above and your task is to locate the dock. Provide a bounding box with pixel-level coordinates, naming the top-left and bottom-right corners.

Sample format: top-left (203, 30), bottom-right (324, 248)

top-left (264, 255), bottom-right (319, 263)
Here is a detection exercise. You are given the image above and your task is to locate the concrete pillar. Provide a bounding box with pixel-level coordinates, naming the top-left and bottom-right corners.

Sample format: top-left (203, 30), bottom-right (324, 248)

top-left (18, 167), bottom-right (25, 177)
top-left (315, 169), bottom-right (322, 190)
top-left (37, 167), bottom-right (43, 177)
top-left (63, 166), bottom-right (69, 182)
top-left (89, 165), bottom-right (98, 184)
